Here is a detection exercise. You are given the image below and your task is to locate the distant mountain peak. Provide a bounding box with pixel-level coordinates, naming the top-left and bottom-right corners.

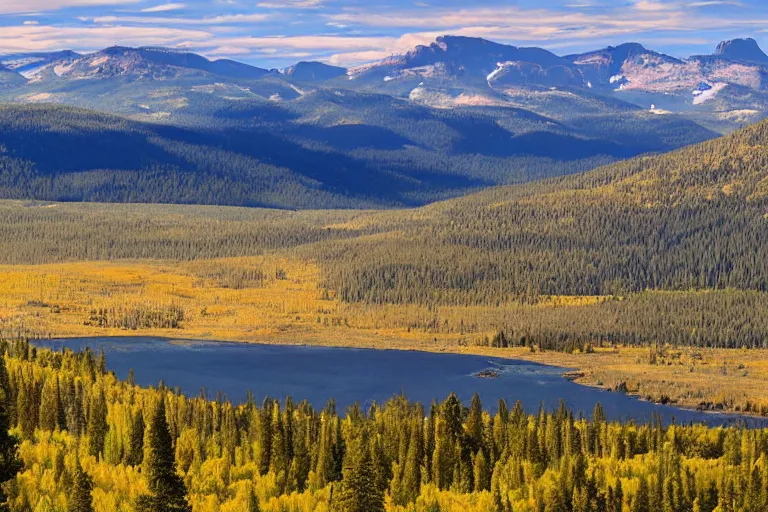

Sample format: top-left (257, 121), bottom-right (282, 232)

top-left (714, 38), bottom-right (768, 64)
top-left (283, 61), bottom-right (347, 82)
top-left (49, 45), bottom-right (273, 81)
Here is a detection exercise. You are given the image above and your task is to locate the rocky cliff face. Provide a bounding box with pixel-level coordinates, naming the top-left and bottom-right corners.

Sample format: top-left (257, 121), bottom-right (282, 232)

top-left (714, 38), bottom-right (768, 64)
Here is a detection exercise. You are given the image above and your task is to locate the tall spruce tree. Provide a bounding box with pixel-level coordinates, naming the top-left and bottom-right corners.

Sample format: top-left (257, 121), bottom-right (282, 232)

top-left (39, 376), bottom-right (64, 432)
top-left (68, 458), bottom-right (94, 512)
top-left (332, 428), bottom-right (384, 512)
top-left (87, 386), bottom-right (108, 458)
top-left (0, 357), bottom-right (21, 512)
top-left (246, 487), bottom-right (260, 512)
top-left (135, 399), bottom-right (190, 512)
top-left (126, 409), bottom-right (145, 467)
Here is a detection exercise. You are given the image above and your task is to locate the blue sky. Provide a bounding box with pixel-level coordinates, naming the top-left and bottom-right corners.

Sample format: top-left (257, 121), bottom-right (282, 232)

top-left (1, 0), bottom-right (767, 68)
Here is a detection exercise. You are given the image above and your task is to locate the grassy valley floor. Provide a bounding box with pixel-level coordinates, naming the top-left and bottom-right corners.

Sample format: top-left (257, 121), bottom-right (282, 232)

top-left (2, 256), bottom-right (768, 418)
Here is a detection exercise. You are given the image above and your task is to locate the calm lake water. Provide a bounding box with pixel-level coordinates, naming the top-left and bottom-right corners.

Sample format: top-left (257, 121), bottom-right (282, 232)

top-left (33, 337), bottom-right (767, 427)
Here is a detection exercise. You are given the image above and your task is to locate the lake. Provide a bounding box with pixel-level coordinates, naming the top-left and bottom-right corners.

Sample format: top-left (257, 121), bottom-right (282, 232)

top-left (32, 337), bottom-right (767, 427)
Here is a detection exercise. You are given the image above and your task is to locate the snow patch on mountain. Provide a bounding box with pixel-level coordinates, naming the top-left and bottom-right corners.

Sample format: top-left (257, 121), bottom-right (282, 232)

top-left (693, 82), bottom-right (727, 105)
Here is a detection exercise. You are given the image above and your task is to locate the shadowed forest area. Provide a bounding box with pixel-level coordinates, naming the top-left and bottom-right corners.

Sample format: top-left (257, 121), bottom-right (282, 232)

top-left (0, 101), bottom-right (715, 209)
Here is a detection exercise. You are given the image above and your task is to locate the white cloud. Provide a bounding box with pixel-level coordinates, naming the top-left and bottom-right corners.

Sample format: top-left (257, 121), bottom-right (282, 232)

top-left (633, 1), bottom-right (673, 11)
top-left (85, 13), bottom-right (269, 25)
top-left (140, 3), bottom-right (186, 12)
top-left (256, 0), bottom-right (323, 8)
top-left (0, 0), bottom-right (140, 14)
top-left (0, 0), bottom-right (766, 67)
top-left (0, 24), bottom-right (210, 52)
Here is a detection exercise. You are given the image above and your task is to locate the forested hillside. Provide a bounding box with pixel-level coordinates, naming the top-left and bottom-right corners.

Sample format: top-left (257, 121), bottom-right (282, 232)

top-left (316, 117), bottom-right (768, 305)
top-left (2, 117), bottom-right (768, 353)
top-left (0, 98), bottom-right (715, 209)
top-left (3, 340), bottom-right (768, 512)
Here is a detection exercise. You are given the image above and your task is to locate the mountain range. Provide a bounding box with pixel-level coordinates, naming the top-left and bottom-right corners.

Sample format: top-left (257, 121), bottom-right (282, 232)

top-left (2, 36), bottom-right (766, 122)
top-left (0, 36), bottom-right (766, 209)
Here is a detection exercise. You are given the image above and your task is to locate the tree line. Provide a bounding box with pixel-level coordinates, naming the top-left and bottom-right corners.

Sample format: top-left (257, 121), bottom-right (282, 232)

top-left (0, 339), bottom-right (767, 511)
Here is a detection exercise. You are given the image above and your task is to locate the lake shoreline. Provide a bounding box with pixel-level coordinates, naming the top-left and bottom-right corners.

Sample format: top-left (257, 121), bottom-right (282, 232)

top-left (32, 335), bottom-right (768, 427)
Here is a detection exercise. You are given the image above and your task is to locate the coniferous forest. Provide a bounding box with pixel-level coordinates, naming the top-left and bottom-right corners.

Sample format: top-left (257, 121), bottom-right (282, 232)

top-left (0, 101), bottom-right (714, 210)
top-left (0, 339), bottom-right (766, 512)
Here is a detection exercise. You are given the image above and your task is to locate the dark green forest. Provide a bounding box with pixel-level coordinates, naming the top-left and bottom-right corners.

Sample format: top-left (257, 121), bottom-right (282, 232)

top-left (0, 100), bottom-right (715, 209)
top-left (2, 108), bottom-right (768, 354)
top-left (2, 118), bottom-right (768, 351)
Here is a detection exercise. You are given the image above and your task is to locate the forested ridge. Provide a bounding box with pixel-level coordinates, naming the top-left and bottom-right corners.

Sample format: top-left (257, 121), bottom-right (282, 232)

top-left (0, 99), bottom-right (715, 209)
top-left (317, 118), bottom-right (768, 305)
top-left (1, 118), bottom-right (768, 351)
top-left (1, 340), bottom-right (768, 512)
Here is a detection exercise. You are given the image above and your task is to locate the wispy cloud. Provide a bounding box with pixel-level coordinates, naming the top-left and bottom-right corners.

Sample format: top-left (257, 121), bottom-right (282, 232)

top-left (256, 0), bottom-right (323, 8)
top-left (140, 3), bottom-right (186, 12)
top-left (0, 24), bottom-right (210, 52)
top-left (0, 0), bottom-right (140, 14)
top-left (0, 0), bottom-right (766, 67)
top-left (84, 13), bottom-right (270, 24)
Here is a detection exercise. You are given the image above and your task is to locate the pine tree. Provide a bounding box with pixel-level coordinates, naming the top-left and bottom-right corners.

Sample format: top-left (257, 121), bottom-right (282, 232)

top-left (269, 401), bottom-right (289, 483)
top-left (466, 393), bottom-right (484, 452)
top-left (15, 376), bottom-right (35, 441)
top-left (633, 476), bottom-right (650, 512)
top-left (399, 422), bottom-right (422, 505)
top-left (126, 408), bottom-right (145, 466)
top-left (0, 357), bottom-right (21, 512)
top-left (68, 458), bottom-right (94, 512)
top-left (432, 416), bottom-right (454, 490)
top-left (258, 397), bottom-right (272, 476)
top-left (87, 385), bottom-right (108, 458)
top-left (246, 487), bottom-right (260, 512)
top-left (39, 376), bottom-right (63, 432)
top-left (135, 399), bottom-right (191, 512)
top-left (332, 428), bottom-right (384, 512)
top-left (474, 450), bottom-right (491, 491)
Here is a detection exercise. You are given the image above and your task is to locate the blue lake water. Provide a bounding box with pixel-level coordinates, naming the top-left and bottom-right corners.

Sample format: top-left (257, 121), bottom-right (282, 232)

top-left (33, 337), bottom-right (767, 427)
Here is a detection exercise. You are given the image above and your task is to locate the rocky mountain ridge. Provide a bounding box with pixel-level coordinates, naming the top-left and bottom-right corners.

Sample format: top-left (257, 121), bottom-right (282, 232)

top-left (1, 36), bottom-right (767, 131)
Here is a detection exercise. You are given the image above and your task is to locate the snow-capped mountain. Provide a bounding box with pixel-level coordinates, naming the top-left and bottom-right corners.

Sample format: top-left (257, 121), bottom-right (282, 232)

top-left (351, 35), bottom-right (583, 87)
top-left (1, 36), bottom-right (767, 129)
top-left (5, 46), bottom-right (273, 83)
top-left (566, 43), bottom-right (684, 89)
top-left (1, 51), bottom-right (81, 79)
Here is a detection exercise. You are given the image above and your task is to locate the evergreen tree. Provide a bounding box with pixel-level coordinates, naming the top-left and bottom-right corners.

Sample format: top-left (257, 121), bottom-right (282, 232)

top-left (269, 400), bottom-right (289, 483)
top-left (135, 399), bottom-right (191, 512)
top-left (466, 393), bottom-right (484, 452)
top-left (39, 376), bottom-right (63, 432)
top-left (246, 487), bottom-right (260, 512)
top-left (0, 358), bottom-right (21, 512)
top-left (633, 476), bottom-right (650, 512)
top-left (87, 385), bottom-right (108, 458)
top-left (399, 422), bottom-right (423, 505)
top-left (332, 428), bottom-right (384, 512)
top-left (126, 409), bottom-right (145, 466)
top-left (15, 376), bottom-right (35, 441)
top-left (68, 458), bottom-right (94, 512)
top-left (258, 397), bottom-right (272, 476)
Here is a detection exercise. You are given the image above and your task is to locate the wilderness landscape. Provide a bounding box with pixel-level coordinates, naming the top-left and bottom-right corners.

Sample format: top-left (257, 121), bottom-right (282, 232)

top-left (2, 1), bottom-right (768, 509)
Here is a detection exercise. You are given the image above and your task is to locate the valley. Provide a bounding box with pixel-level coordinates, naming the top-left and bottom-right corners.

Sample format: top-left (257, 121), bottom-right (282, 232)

top-left (2, 25), bottom-right (768, 512)
top-left (3, 252), bottom-right (768, 420)
top-left (4, 35), bottom-right (768, 209)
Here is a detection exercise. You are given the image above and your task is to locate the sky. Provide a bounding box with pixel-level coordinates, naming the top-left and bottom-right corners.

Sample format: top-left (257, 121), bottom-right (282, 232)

top-left (1, 0), bottom-right (768, 68)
